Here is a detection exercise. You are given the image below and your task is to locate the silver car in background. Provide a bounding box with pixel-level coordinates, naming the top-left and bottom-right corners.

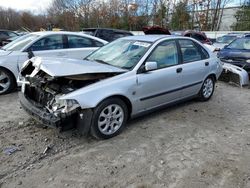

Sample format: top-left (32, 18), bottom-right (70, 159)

top-left (19, 35), bottom-right (223, 139)
top-left (0, 31), bottom-right (107, 95)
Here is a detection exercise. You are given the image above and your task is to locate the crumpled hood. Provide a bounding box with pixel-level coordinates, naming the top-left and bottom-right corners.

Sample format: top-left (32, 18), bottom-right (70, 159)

top-left (27, 57), bottom-right (127, 77)
top-left (0, 49), bottom-right (12, 57)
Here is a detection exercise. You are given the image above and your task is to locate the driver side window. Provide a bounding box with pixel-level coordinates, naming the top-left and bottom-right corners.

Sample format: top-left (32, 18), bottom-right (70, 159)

top-left (147, 40), bottom-right (178, 69)
top-left (29, 35), bottom-right (64, 51)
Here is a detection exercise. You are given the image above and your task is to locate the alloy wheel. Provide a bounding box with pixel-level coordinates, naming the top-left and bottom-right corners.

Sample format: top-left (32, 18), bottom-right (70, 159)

top-left (98, 104), bottom-right (124, 135)
top-left (0, 70), bottom-right (10, 94)
top-left (202, 78), bottom-right (214, 99)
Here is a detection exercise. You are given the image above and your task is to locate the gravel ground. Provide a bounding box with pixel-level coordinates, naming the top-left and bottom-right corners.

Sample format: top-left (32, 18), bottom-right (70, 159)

top-left (1, 82), bottom-right (250, 188)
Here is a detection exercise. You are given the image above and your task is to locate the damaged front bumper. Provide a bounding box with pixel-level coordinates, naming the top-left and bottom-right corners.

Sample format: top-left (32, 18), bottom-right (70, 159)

top-left (19, 91), bottom-right (93, 134)
top-left (19, 92), bottom-right (76, 128)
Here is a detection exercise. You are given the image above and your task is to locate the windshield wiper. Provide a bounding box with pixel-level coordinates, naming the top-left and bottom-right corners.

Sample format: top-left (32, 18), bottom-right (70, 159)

top-left (94, 59), bottom-right (110, 65)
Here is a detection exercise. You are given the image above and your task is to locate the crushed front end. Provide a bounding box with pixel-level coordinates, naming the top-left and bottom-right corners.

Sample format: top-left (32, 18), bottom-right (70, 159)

top-left (19, 68), bottom-right (84, 131)
top-left (18, 58), bottom-right (117, 133)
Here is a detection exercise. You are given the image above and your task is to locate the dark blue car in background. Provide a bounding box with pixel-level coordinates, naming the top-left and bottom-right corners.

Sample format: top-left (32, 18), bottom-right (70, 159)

top-left (218, 37), bottom-right (250, 73)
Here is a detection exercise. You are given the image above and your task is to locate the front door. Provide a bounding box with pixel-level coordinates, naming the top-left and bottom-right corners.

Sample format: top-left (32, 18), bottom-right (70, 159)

top-left (135, 40), bottom-right (183, 112)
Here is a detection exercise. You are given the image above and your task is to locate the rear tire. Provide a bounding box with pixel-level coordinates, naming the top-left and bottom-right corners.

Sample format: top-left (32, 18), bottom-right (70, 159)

top-left (90, 98), bottom-right (128, 139)
top-left (0, 68), bottom-right (16, 95)
top-left (198, 76), bottom-right (215, 101)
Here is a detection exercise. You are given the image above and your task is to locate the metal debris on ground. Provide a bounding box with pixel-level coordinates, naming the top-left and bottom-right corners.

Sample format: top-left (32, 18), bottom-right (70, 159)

top-left (3, 146), bottom-right (21, 155)
top-left (42, 146), bottom-right (52, 154)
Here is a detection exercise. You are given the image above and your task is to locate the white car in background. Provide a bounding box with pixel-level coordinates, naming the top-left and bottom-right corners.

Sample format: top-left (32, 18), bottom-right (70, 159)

top-left (0, 31), bottom-right (107, 94)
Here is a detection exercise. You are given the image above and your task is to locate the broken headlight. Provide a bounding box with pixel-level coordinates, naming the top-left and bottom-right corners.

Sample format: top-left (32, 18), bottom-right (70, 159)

top-left (47, 96), bottom-right (80, 116)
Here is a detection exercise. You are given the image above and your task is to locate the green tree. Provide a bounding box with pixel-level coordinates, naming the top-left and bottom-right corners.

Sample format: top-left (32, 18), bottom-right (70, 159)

top-left (232, 2), bottom-right (250, 31)
top-left (154, 4), bottom-right (167, 27)
top-left (170, 1), bottom-right (190, 30)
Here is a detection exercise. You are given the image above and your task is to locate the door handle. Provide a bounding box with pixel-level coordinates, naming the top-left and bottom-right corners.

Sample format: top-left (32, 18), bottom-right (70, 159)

top-left (176, 67), bottom-right (182, 73)
top-left (205, 62), bottom-right (209, 66)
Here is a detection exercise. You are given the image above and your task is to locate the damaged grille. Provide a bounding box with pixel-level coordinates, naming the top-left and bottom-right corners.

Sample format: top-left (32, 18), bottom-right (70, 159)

top-left (25, 85), bottom-right (54, 107)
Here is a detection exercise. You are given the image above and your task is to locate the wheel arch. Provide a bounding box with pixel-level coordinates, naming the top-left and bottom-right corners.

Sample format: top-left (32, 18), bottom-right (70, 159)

top-left (0, 66), bottom-right (17, 85)
top-left (207, 73), bottom-right (217, 82)
top-left (97, 95), bottom-right (133, 119)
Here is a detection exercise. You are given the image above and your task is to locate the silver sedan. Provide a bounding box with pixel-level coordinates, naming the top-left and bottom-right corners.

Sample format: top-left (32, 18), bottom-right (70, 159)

top-left (19, 35), bottom-right (223, 139)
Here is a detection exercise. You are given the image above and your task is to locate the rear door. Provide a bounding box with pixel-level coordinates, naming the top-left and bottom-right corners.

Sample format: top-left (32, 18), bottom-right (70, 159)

top-left (135, 40), bottom-right (183, 112)
top-left (65, 34), bottom-right (104, 59)
top-left (177, 39), bottom-right (211, 98)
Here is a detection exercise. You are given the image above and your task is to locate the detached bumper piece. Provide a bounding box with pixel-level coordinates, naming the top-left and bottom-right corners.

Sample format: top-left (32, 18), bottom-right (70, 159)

top-left (19, 92), bottom-right (76, 130)
top-left (219, 63), bottom-right (249, 87)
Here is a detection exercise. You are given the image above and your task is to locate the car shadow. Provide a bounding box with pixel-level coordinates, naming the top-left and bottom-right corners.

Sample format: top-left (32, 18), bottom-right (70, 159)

top-left (126, 98), bottom-right (199, 128)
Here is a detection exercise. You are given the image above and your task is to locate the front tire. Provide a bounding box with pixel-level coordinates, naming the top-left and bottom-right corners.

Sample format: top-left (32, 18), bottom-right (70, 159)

top-left (0, 68), bottom-right (16, 95)
top-left (199, 76), bottom-right (215, 101)
top-left (90, 98), bottom-right (128, 139)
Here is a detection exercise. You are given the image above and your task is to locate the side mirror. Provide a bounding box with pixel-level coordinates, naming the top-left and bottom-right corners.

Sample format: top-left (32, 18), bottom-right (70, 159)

top-left (145, 61), bottom-right (157, 71)
top-left (224, 45), bottom-right (228, 48)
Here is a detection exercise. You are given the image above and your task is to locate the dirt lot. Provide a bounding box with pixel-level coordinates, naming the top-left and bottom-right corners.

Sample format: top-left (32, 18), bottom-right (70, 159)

top-left (1, 82), bottom-right (250, 188)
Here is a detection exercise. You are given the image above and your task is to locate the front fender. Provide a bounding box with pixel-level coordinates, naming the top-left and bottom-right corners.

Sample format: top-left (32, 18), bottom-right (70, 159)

top-left (0, 55), bottom-right (19, 79)
top-left (60, 72), bottom-right (137, 109)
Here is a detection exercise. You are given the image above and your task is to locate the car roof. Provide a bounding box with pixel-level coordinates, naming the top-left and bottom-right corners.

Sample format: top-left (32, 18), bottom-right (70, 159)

top-left (121, 35), bottom-right (176, 42)
top-left (29, 31), bottom-right (108, 43)
top-left (82, 28), bottom-right (132, 34)
top-left (31, 31), bottom-right (89, 36)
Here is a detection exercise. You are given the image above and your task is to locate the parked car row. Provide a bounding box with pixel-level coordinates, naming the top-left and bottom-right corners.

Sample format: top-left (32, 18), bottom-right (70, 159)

top-left (0, 27), bottom-right (223, 139)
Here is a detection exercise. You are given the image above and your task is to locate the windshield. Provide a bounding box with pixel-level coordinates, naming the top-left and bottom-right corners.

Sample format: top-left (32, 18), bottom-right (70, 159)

top-left (226, 38), bottom-right (250, 50)
top-left (2, 34), bottom-right (39, 51)
top-left (217, 36), bottom-right (237, 44)
top-left (86, 39), bottom-right (152, 69)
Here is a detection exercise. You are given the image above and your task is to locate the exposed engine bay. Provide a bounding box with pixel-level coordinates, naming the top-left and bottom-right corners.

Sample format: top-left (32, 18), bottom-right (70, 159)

top-left (20, 59), bottom-right (122, 119)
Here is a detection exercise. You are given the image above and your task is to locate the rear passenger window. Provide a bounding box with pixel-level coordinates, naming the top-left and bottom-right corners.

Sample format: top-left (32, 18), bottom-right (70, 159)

top-left (179, 39), bottom-right (204, 63)
top-left (67, 35), bottom-right (103, 48)
top-left (68, 35), bottom-right (92, 48)
top-left (93, 40), bottom-right (104, 47)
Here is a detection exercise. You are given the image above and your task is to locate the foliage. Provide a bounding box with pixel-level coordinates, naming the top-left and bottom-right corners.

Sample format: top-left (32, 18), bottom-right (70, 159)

top-left (232, 2), bottom-right (250, 30)
top-left (170, 2), bottom-right (190, 30)
top-left (0, 0), bottom-right (246, 32)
